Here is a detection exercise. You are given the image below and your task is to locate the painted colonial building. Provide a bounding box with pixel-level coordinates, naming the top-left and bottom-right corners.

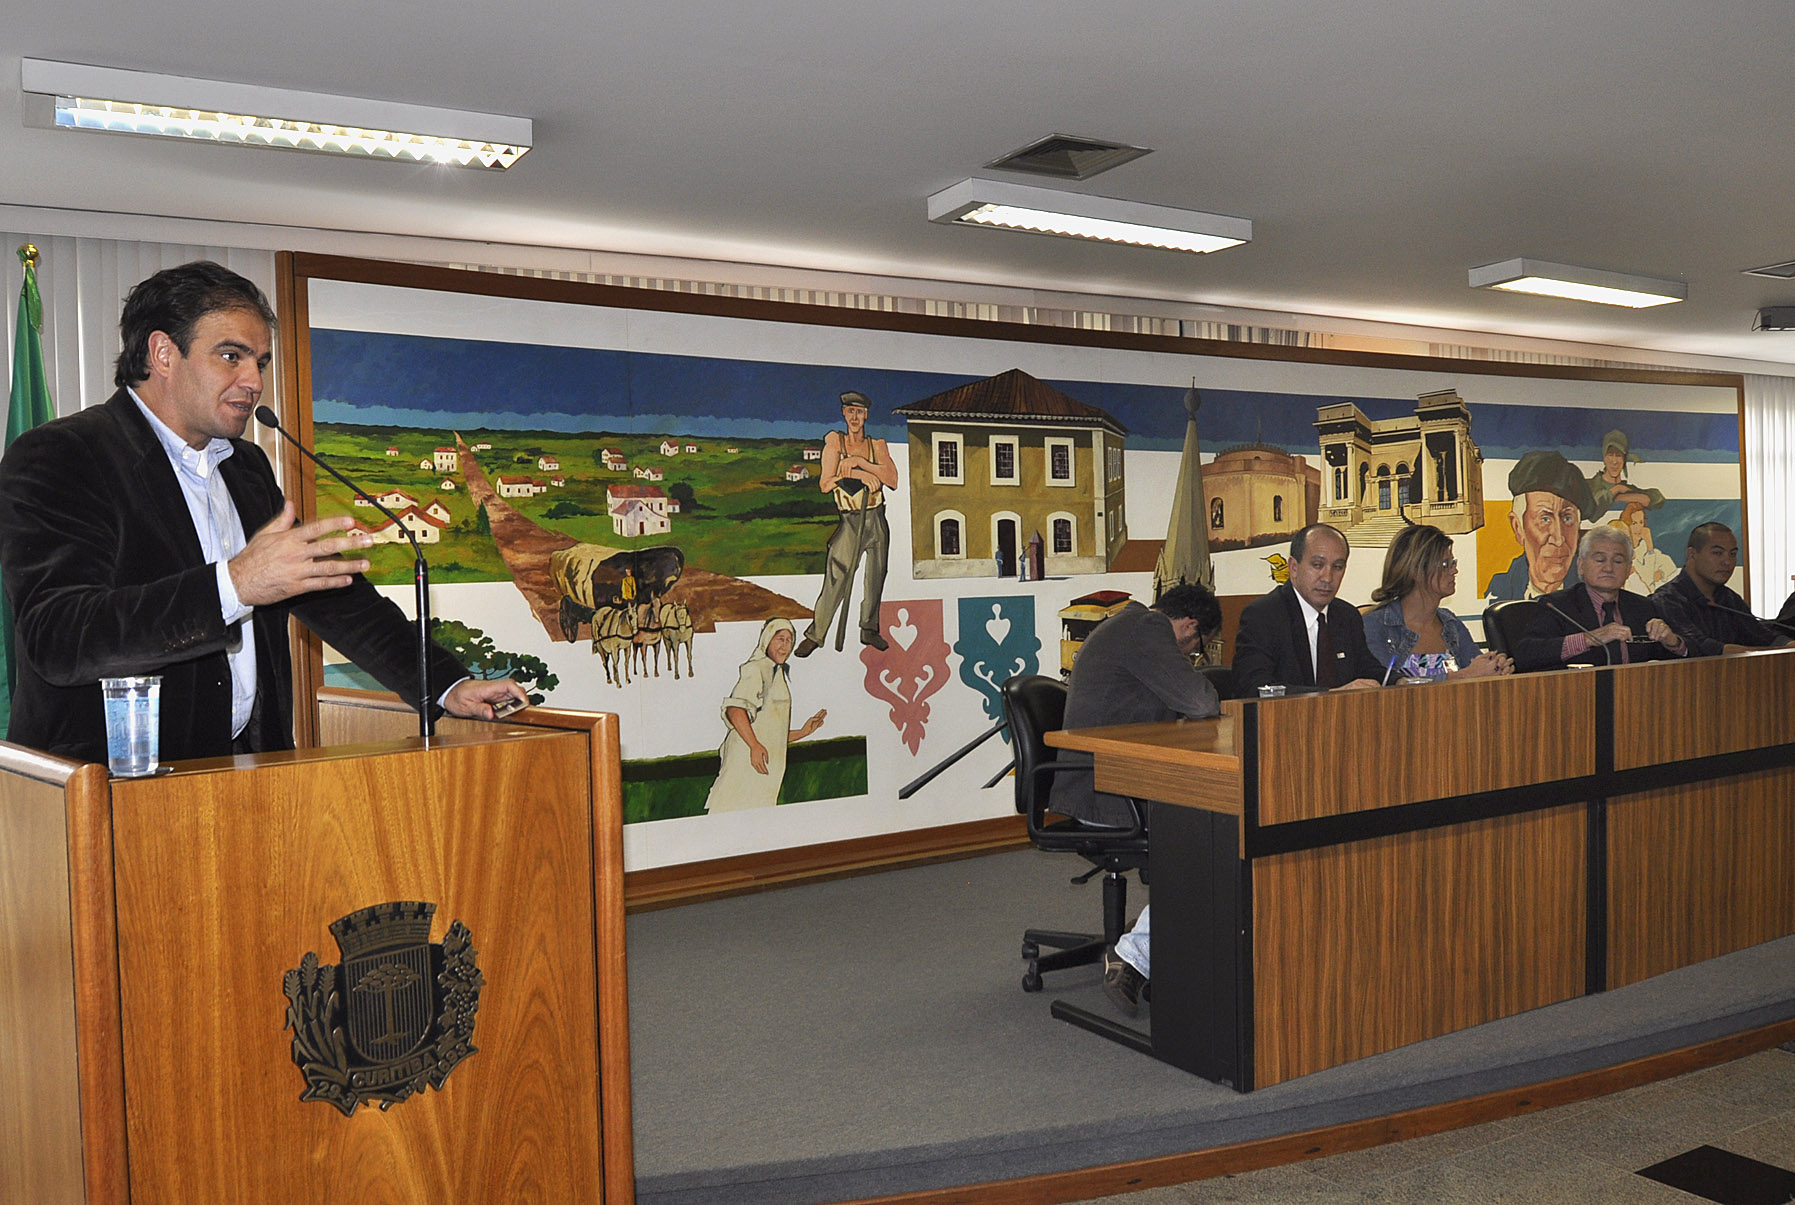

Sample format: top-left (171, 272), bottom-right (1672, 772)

top-left (894, 368), bottom-right (1126, 579)
top-left (1315, 389), bottom-right (1485, 543)
top-left (606, 484), bottom-right (675, 538)
top-left (1202, 444), bottom-right (1321, 551)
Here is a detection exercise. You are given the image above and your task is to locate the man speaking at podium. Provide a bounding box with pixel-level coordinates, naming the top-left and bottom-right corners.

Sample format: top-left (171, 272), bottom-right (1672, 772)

top-left (0, 261), bottom-right (523, 764)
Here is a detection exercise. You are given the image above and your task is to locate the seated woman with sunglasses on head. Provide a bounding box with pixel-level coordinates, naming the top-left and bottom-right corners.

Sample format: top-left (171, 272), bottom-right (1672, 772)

top-left (1362, 523), bottom-right (1514, 682)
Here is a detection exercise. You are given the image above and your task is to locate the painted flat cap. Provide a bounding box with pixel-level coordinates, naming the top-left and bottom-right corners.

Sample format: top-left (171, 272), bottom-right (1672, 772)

top-left (1508, 449), bottom-right (1598, 520)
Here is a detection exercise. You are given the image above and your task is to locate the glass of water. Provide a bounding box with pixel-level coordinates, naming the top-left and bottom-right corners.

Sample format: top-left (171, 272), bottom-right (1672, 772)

top-left (100, 676), bottom-right (161, 776)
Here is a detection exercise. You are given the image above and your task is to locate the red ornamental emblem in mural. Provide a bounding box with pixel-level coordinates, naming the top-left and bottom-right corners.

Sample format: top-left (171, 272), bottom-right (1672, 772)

top-left (283, 901), bottom-right (483, 1116)
top-left (861, 600), bottom-right (951, 753)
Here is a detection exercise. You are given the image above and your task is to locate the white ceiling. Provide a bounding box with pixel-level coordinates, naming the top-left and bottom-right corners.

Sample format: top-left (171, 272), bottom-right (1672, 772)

top-left (9, 1), bottom-right (1795, 366)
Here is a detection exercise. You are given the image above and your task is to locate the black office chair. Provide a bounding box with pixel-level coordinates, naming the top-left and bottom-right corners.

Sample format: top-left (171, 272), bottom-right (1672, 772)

top-left (1482, 600), bottom-right (1542, 658)
top-left (1001, 674), bottom-right (1150, 993)
top-left (1196, 663), bottom-right (1237, 701)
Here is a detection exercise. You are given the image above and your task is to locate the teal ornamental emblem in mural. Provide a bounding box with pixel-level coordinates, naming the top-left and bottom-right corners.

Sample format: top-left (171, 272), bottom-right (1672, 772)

top-left (954, 596), bottom-right (1041, 732)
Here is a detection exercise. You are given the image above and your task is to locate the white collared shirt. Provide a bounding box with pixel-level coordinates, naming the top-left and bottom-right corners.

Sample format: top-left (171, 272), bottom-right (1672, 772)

top-left (129, 389), bottom-right (258, 738)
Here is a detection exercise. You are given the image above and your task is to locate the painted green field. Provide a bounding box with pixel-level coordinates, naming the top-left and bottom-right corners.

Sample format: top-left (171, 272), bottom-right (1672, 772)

top-left (620, 736), bottom-right (869, 823)
top-left (312, 424), bottom-right (840, 584)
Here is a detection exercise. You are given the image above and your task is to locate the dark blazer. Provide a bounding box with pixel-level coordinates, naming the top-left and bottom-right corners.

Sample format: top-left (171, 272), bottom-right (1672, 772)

top-left (0, 390), bottom-right (465, 763)
top-left (1232, 583), bottom-right (1387, 692)
top-left (1509, 584), bottom-right (1683, 673)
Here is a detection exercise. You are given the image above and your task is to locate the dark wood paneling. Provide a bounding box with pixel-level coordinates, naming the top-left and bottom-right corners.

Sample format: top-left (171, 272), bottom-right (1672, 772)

top-left (1251, 807), bottom-right (1586, 1087)
top-left (1607, 767), bottom-right (1795, 988)
top-left (1254, 672), bottom-right (1595, 824)
top-left (1612, 648), bottom-right (1795, 769)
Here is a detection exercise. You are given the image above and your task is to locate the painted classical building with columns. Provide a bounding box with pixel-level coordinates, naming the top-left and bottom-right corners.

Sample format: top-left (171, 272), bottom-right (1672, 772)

top-left (1315, 389), bottom-right (1485, 544)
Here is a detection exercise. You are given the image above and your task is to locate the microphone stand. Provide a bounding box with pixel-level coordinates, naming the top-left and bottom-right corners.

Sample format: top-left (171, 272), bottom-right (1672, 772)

top-left (256, 407), bottom-right (435, 740)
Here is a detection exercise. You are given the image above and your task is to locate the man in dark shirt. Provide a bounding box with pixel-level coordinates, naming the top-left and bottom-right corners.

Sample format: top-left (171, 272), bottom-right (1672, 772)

top-left (1050, 583), bottom-right (1222, 1018)
top-left (1652, 523), bottom-right (1791, 656)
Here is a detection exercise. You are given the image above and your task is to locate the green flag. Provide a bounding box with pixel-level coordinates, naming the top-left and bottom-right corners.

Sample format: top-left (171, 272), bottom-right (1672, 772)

top-left (2, 246), bottom-right (55, 740)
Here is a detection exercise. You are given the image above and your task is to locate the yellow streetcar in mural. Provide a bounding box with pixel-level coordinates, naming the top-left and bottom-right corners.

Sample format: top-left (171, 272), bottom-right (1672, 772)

top-left (1058, 589), bottom-right (1133, 676)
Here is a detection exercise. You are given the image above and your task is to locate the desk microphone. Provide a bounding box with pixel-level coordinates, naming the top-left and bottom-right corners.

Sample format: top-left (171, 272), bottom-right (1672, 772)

top-left (1701, 596), bottom-right (1795, 641)
top-left (255, 405), bottom-right (435, 739)
top-left (1542, 601), bottom-right (1614, 666)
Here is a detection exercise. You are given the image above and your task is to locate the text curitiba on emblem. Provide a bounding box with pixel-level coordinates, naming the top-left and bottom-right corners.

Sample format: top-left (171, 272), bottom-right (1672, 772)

top-left (283, 901), bottom-right (483, 1116)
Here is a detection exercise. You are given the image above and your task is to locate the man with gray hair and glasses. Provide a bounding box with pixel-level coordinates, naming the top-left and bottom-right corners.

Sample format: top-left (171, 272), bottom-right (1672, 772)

top-left (1508, 526), bottom-right (1693, 672)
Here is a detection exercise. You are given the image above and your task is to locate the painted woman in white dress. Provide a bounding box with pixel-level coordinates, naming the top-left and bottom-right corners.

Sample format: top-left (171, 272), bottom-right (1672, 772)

top-left (704, 617), bottom-right (827, 813)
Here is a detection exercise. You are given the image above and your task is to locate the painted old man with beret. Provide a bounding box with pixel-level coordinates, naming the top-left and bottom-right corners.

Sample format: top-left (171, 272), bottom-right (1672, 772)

top-left (1485, 450), bottom-right (1599, 601)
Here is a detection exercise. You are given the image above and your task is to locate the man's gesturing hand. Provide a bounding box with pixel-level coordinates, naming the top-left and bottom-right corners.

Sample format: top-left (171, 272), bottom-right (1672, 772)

top-left (229, 502), bottom-right (375, 606)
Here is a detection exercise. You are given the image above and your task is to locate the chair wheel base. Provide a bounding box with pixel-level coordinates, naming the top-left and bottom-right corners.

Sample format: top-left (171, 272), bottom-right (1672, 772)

top-left (1022, 969), bottom-right (1043, 992)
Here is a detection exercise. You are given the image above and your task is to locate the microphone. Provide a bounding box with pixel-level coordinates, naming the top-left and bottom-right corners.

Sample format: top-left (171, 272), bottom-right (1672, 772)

top-left (1542, 600), bottom-right (1614, 666)
top-left (1701, 596), bottom-right (1795, 641)
top-left (255, 406), bottom-right (436, 739)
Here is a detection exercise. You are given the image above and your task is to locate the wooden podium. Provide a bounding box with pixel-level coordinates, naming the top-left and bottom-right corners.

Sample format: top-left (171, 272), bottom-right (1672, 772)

top-left (0, 706), bottom-right (633, 1204)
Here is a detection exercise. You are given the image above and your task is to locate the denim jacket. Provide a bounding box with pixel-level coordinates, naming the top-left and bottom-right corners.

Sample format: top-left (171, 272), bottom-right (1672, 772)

top-left (1361, 600), bottom-right (1483, 680)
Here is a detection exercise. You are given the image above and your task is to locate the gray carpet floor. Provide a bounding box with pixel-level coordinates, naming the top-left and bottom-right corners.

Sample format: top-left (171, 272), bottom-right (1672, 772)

top-left (626, 849), bottom-right (1795, 1205)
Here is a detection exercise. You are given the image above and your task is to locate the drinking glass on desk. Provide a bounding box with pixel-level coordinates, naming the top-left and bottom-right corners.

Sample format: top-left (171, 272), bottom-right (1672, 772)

top-left (101, 675), bottom-right (161, 776)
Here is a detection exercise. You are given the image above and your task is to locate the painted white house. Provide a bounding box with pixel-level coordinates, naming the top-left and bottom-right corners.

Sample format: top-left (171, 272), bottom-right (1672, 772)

top-left (425, 500), bottom-right (452, 525)
top-left (434, 447), bottom-right (459, 473)
top-left (385, 446), bottom-right (399, 457)
top-left (359, 505), bottom-right (449, 545)
top-left (439, 479), bottom-right (457, 492)
top-left (802, 447), bottom-right (823, 461)
top-left (607, 484), bottom-right (674, 538)
top-left (601, 448), bottom-right (627, 470)
top-left (376, 489), bottom-right (420, 510)
top-left (785, 465), bottom-right (809, 482)
top-left (659, 440), bottom-right (680, 457)
top-left (537, 455), bottom-right (560, 471)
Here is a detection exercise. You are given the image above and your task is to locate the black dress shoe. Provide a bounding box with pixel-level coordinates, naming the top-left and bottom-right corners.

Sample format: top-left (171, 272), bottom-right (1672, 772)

top-left (861, 630), bottom-right (889, 651)
top-left (794, 636), bottom-right (819, 658)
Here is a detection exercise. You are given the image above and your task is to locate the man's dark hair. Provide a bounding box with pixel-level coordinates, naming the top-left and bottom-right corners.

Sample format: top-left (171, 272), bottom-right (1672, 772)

top-left (1686, 521), bottom-right (1735, 551)
top-left (1290, 523), bottom-right (1347, 563)
top-left (114, 261), bottom-right (277, 388)
top-left (1153, 581), bottom-right (1222, 637)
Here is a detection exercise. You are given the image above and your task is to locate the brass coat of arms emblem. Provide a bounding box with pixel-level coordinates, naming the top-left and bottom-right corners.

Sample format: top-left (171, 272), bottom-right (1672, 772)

top-left (283, 901), bottom-right (483, 1116)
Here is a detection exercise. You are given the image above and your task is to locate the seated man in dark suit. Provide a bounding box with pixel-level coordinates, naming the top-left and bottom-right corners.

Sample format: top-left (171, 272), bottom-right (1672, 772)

top-left (1050, 582), bottom-right (1222, 1018)
top-left (1651, 523), bottom-right (1791, 655)
top-left (1234, 524), bottom-right (1387, 693)
top-left (1510, 526), bottom-right (1691, 672)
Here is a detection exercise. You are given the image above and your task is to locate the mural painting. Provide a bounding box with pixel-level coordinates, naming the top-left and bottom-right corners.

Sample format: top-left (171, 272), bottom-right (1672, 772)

top-left (300, 275), bottom-right (1744, 870)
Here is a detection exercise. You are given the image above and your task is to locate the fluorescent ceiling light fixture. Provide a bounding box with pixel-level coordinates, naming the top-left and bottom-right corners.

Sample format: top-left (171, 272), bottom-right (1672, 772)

top-left (927, 178), bottom-right (1250, 255)
top-left (1468, 258), bottom-right (1685, 308)
top-left (21, 58), bottom-right (531, 169)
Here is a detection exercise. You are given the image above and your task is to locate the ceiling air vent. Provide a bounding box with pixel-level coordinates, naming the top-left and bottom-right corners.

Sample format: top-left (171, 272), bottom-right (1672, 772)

top-left (1743, 259), bottom-right (1795, 279)
top-left (985, 134), bottom-right (1150, 180)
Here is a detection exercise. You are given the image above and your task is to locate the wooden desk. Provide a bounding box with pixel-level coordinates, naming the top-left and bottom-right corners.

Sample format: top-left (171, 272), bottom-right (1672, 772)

top-left (1048, 649), bottom-right (1795, 1090)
